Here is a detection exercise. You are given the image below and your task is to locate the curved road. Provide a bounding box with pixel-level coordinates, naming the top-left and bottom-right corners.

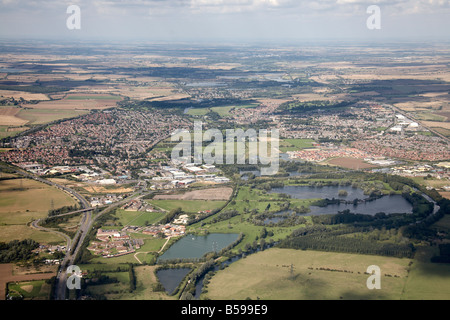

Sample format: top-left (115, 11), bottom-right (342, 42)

top-left (53, 189), bottom-right (152, 300)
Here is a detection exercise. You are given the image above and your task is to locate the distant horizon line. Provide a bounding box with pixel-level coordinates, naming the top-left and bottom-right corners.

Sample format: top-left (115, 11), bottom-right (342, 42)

top-left (1, 36), bottom-right (450, 46)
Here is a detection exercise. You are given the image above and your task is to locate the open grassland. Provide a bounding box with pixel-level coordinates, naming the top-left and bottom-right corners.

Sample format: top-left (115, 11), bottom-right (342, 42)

top-left (0, 178), bottom-right (78, 243)
top-left (148, 199), bottom-right (226, 213)
top-left (80, 264), bottom-right (174, 300)
top-left (82, 184), bottom-right (134, 194)
top-left (0, 224), bottom-right (66, 244)
top-left (0, 125), bottom-right (27, 139)
top-left (0, 90), bottom-right (50, 101)
top-left (82, 269), bottom-right (132, 300)
top-left (279, 138), bottom-right (315, 153)
top-left (204, 248), bottom-right (413, 300)
top-left (432, 127), bottom-right (450, 137)
top-left (66, 94), bottom-right (121, 100)
top-left (115, 209), bottom-right (166, 227)
top-left (411, 177), bottom-right (450, 190)
top-left (17, 108), bottom-right (89, 125)
top-left (7, 280), bottom-right (51, 300)
top-left (401, 246), bottom-right (450, 300)
top-left (0, 106), bottom-right (28, 126)
top-left (22, 93), bottom-right (121, 110)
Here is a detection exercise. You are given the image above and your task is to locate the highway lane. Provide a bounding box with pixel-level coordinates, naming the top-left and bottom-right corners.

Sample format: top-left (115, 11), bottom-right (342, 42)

top-left (54, 189), bottom-right (152, 300)
top-left (0, 163), bottom-right (154, 299)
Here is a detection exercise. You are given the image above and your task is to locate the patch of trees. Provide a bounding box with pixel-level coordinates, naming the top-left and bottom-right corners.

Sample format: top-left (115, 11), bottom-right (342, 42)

top-left (69, 148), bottom-right (98, 158)
top-left (128, 264), bottom-right (136, 292)
top-left (0, 85), bottom-right (71, 94)
top-left (403, 192), bottom-right (434, 219)
top-left (0, 239), bottom-right (39, 263)
top-left (311, 210), bottom-right (378, 225)
top-left (278, 226), bottom-right (415, 258)
top-left (402, 198), bottom-right (450, 241)
top-left (160, 207), bottom-right (183, 225)
top-left (181, 258), bottom-right (216, 299)
top-left (256, 181), bottom-right (285, 191)
top-left (83, 274), bottom-right (119, 286)
top-left (431, 244), bottom-right (450, 263)
top-left (276, 100), bottom-right (354, 115)
top-left (48, 205), bottom-right (78, 217)
top-left (210, 209), bottom-right (239, 224)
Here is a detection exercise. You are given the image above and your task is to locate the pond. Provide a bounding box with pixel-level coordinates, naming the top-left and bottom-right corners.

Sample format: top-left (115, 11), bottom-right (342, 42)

top-left (156, 268), bottom-right (191, 295)
top-left (158, 233), bottom-right (240, 262)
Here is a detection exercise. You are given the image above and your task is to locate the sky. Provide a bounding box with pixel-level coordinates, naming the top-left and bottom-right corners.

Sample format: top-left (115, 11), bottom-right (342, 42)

top-left (0, 0), bottom-right (449, 43)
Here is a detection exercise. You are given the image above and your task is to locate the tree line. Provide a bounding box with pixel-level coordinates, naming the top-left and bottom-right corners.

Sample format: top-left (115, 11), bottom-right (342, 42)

top-left (278, 226), bottom-right (415, 258)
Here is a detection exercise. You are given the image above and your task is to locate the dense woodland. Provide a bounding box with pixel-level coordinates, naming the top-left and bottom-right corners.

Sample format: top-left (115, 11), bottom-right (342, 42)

top-left (0, 239), bottom-right (39, 263)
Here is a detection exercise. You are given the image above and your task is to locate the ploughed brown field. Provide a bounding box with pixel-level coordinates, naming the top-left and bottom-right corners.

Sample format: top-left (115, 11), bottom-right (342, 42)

top-left (327, 157), bottom-right (376, 169)
top-left (0, 263), bottom-right (56, 299)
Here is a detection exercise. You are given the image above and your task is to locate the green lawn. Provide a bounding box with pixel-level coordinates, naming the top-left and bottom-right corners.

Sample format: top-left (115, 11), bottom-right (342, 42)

top-left (187, 108), bottom-right (209, 116)
top-left (115, 209), bottom-right (166, 227)
top-left (148, 199), bottom-right (226, 213)
top-left (280, 138), bottom-right (315, 152)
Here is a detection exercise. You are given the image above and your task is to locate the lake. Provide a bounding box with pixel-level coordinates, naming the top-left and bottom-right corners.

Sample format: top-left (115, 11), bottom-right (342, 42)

top-left (308, 195), bottom-right (413, 215)
top-left (268, 185), bottom-right (367, 200)
top-left (268, 185), bottom-right (413, 216)
top-left (156, 268), bottom-right (191, 295)
top-left (158, 233), bottom-right (240, 262)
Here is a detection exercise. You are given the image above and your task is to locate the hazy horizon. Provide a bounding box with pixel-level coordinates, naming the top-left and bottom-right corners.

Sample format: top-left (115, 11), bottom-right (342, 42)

top-left (0, 0), bottom-right (449, 43)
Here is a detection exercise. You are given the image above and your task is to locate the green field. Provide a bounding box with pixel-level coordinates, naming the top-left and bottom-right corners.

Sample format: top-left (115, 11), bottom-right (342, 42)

top-left (0, 178), bottom-right (78, 243)
top-left (17, 108), bottom-right (89, 125)
top-left (82, 265), bottom-right (175, 300)
top-left (279, 138), bottom-right (315, 152)
top-left (187, 104), bottom-right (257, 117)
top-left (401, 246), bottom-right (450, 300)
top-left (228, 186), bottom-right (317, 213)
top-left (204, 248), bottom-right (413, 300)
top-left (416, 112), bottom-right (447, 122)
top-left (148, 199), bottom-right (226, 213)
top-left (115, 209), bottom-right (166, 227)
top-left (7, 280), bottom-right (51, 300)
top-left (0, 125), bottom-right (27, 138)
